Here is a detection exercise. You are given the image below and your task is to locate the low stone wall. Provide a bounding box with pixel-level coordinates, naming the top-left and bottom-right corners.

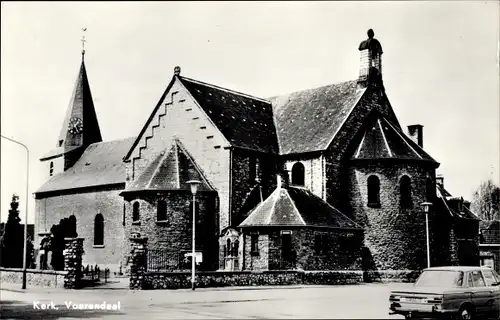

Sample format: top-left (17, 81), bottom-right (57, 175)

top-left (0, 267), bottom-right (67, 288)
top-left (363, 269), bottom-right (420, 283)
top-left (142, 270), bottom-right (364, 290)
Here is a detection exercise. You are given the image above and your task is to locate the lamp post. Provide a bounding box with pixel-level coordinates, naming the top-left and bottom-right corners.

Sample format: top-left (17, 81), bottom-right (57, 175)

top-left (421, 202), bottom-right (433, 268)
top-left (1, 135), bottom-right (29, 289)
top-left (187, 180), bottom-right (201, 291)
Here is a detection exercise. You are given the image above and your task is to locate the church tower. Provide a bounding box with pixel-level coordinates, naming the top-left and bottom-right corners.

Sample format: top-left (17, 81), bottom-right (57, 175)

top-left (39, 46), bottom-right (102, 178)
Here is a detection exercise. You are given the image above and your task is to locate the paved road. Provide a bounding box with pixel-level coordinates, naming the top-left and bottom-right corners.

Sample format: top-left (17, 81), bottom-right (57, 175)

top-left (0, 282), bottom-right (410, 319)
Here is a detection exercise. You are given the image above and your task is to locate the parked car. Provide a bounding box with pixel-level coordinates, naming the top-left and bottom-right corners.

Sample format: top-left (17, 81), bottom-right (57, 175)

top-left (389, 266), bottom-right (500, 319)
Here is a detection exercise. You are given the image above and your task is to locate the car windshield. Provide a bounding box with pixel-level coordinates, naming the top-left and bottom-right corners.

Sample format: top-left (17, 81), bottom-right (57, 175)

top-left (415, 270), bottom-right (464, 287)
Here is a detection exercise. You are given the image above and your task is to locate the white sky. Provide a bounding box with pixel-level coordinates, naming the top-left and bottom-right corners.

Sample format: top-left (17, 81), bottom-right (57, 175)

top-left (1, 1), bottom-right (499, 224)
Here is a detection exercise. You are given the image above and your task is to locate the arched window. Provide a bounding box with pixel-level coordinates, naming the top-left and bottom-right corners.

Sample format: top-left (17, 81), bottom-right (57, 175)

top-left (226, 239), bottom-right (232, 257)
top-left (157, 200), bottom-right (167, 221)
top-left (94, 214), bottom-right (104, 246)
top-left (49, 162), bottom-right (54, 177)
top-left (68, 215), bottom-right (77, 238)
top-left (291, 162), bottom-right (305, 186)
top-left (400, 175), bottom-right (412, 209)
top-left (367, 175), bottom-right (380, 207)
top-left (233, 239), bottom-right (239, 257)
top-left (132, 202), bottom-right (140, 222)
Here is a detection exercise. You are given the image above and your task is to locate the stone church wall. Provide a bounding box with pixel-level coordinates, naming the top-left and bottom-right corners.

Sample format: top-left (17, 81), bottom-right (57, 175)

top-left (125, 78), bottom-right (231, 233)
top-left (347, 161), bottom-right (436, 270)
top-left (34, 186), bottom-right (125, 273)
top-left (124, 192), bottom-right (219, 271)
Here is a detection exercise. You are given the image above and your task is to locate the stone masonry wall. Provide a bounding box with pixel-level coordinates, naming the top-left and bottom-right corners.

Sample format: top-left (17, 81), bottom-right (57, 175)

top-left (129, 237), bottom-right (148, 290)
top-left (143, 270), bottom-right (363, 290)
top-left (347, 161), bottom-right (436, 270)
top-left (125, 78), bottom-right (231, 234)
top-left (35, 187), bottom-right (126, 273)
top-left (0, 268), bottom-right (67, 288)
top-left (63, 237), bottom-right (84, 289)
top-left (243, 233), bottom-right (269, 271)
top-left (324, 88), bottom-right (402, 210)
top-left (124, 192), bottom-right (218, 272)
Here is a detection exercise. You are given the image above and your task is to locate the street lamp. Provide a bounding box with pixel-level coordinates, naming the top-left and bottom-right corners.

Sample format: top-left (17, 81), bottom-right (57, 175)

top-left (1, 135), bottom-right (29, 289)
top-left (421, 202), bottom-right (433, 268)
top-left (187, 180), bottom-right (201, 291)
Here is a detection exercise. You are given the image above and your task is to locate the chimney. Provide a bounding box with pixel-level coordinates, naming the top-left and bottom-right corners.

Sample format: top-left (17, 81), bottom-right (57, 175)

top-left (407, 124), bottom-right (424, 148)
top-left (436, 174), bottom-right (444, 188)
top-left (357, 29), bottom-right (383, 90)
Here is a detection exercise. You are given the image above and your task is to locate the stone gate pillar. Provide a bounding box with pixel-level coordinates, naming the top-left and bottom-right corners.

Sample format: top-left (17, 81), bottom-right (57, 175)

top-left (129, 236), bottom-right (148, 290)
top-left (63, 237), bottom-right (84, 289)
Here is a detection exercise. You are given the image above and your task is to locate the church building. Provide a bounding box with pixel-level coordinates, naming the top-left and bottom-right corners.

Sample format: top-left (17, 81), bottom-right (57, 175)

top-left (34, 30), bottom-right (480, 274)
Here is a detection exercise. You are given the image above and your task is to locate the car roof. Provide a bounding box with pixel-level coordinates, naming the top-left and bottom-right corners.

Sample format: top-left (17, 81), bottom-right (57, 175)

top-left (423, 266), bottom-right (493, 272)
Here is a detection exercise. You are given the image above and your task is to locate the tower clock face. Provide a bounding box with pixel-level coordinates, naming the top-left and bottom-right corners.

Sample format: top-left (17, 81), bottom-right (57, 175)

top-left (68, 117), bottom-right (83, 134)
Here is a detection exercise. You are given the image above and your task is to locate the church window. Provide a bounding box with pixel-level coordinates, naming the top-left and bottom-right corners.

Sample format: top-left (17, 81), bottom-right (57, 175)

top-left (122, 203), bottom-right (126, 226)
top-left (400, 175), bottom-right (413, 209)
top-left (226, 239), bottom-right (232, 257)
top-left (291, 162), bottom-right (305, 186)
top-left (132, 202), bottom-right (140, 222)
top-left (94, 214), bottom-right (104, 246)
top-left (281, 232), bottom-right (292, 261)
top-left (250, 233), bottom-right (259, 255)
top-left (58, 140), bottom-right (63, 147)
top-left (367, 175), bottom-right (380, 207)
top-left (233, 239), bottom-right (239, 257)
top-left (157, 200), bottom-right (167, 221)
top-left (49, 162), bottom-right (54, 177)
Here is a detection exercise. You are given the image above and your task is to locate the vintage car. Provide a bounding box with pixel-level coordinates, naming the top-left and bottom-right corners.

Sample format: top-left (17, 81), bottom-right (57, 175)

top-left (389, 266), bottom-right (500, 319)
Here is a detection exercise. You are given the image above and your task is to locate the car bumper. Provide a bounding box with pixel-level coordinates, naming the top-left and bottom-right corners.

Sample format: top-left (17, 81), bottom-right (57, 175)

top-left (389, 302), bottom-right (457, 317)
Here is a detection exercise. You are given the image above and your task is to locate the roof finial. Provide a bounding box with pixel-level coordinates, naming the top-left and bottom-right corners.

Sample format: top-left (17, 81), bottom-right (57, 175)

top-left (81, 28), bottom-right (87, 60)
top-left (367, 29), bottom-right (374, 39)
top-left (174, 66), bottom-right (181, 76)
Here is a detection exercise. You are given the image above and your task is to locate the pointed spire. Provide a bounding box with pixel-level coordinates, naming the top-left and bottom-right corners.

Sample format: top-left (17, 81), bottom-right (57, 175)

top-left (57, 53), bottom-right (102, 150)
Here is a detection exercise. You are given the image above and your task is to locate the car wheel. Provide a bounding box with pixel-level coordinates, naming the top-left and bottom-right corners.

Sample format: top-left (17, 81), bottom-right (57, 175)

top-left (457, 305), bottom-right (475, 320)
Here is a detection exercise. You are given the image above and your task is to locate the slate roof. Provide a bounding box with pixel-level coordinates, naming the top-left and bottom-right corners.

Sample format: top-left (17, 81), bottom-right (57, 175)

top-left (352, 117), bottom-right (437, 163)
top-left (436, 184), bottom-right (480, 220)
top-left (239, 181), bottom-right (361, 229)
top-left (179, 76), bottom-right (279, 154)
top-left (269, 80), bottom-right (366, 155)
top-left (122, 139), bottom-right (213, 193)
top-left (35, 137), bottom-right (135, 194)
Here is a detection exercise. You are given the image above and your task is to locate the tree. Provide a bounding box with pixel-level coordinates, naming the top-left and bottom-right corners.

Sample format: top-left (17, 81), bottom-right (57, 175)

top-left (471, 179), bottom-right (500, 221)
top-left (0, 194), bottom-right (33, 268)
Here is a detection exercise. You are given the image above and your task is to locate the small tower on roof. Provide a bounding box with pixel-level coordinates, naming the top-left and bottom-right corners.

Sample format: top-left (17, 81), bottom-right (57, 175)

top-left (357, 29), bottom-right (384, 90)
top-left (40, 29), bottom-right (102, 176)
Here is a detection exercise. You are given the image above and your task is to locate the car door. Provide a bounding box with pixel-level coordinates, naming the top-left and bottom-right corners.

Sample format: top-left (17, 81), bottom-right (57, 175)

top-left (469, 269), bottom-right (491, 316)
top-left (482, 268), bottom-right (500, 316)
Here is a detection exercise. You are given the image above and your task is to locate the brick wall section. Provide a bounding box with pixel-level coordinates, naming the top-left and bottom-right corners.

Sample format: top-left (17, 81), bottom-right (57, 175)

top-left (0, 268), bottom-right (67, 288)
top-left (123, 192), bottom-right (218, 271)
top-left (347, 161), bottom-right (436, 270)
top-left (125, 78), bottom-right (231, 234)
top-left (35, 187), bottom-right (126, 273)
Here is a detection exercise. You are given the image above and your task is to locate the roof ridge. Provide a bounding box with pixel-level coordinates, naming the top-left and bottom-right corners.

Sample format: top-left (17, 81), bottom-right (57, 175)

top-left (179, 76), bottom-right (271, 104)
top-left (267, 79), bottom-right (358, 101)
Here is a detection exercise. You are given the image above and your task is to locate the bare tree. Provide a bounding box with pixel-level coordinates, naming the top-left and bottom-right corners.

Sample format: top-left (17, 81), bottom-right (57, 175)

top-left (471, 179), bottom-right (500, 221)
